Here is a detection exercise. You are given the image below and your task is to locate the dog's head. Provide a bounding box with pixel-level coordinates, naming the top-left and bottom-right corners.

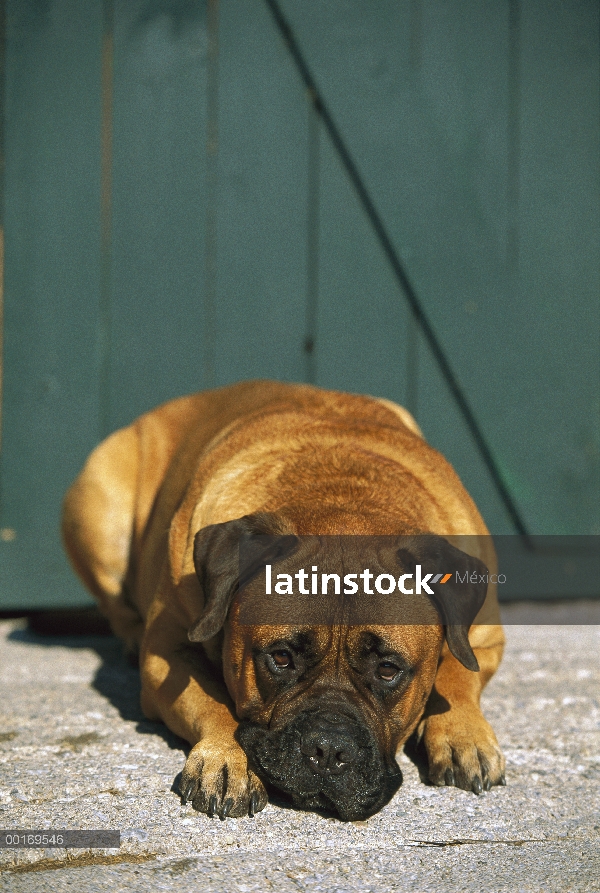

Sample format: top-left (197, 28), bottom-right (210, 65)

top-left (189, 514), bottom-right (488, 821)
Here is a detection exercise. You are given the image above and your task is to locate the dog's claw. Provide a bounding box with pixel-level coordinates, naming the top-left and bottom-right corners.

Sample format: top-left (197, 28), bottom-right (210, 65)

top-left (444, 768), bottom-right (454, 787)
top-left (472, 776), bottom-right (483, 795)
top-left (500, 774), bottom-right (506, 786)
top-left (181, 780), bottom-right (196, 803)
top-left (208, 795), bottom-right (218, 817)
top-left (249, 792), bottom-right (258, 818)
top-left (220, 798), bottom-right (234, 820)
top-left (483, 777), bottom-right (492, 791)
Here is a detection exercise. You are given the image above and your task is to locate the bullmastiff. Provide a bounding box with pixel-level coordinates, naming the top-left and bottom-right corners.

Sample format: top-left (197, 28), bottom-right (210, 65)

top-left (62, 380), bottom-right (505, 821)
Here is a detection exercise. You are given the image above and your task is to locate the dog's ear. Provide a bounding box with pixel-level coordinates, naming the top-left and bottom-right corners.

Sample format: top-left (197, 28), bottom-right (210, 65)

top-left (189, 513), bottom-right (297, 643)
top-left (397, 535), bottom-right (489, 672)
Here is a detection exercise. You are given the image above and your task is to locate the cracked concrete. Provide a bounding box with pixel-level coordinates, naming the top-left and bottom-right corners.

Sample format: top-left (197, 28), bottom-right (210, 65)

top-left (0, 603), bottom-right (599, 892)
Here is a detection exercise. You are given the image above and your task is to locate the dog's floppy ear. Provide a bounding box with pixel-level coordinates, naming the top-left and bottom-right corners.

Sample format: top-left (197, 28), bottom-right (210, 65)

top-left (189, 513), bottom-right (297, 643)
top-left (397, 535), bottom-right (489, 672)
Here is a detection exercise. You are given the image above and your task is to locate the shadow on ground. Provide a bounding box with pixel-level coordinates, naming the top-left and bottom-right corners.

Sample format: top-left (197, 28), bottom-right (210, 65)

top-left (6, 614), bottom-right (186, 755)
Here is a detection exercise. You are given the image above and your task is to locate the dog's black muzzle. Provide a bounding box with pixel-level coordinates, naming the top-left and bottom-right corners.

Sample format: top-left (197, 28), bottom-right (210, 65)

top-left (237, 707), bottom-right (402, 821)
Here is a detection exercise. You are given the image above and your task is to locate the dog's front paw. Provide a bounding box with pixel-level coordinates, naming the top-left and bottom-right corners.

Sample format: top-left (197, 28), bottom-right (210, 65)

top-left (179, 740), bottom-right (268, 819)
top-left (419, 707), bottom-right (506, 794)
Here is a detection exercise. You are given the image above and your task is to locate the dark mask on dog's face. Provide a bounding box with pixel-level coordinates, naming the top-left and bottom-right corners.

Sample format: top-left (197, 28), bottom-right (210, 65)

top-left (188, 515), bottom-right (489, 820)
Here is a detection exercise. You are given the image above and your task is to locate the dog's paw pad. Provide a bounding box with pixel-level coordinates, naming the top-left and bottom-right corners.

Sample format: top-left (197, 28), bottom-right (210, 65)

top-left (179, 741), bottom-right (267, 819)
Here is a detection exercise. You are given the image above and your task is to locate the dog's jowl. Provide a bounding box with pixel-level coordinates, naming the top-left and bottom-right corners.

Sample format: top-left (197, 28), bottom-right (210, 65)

top-left (62, 381), bottom-right (505, 820)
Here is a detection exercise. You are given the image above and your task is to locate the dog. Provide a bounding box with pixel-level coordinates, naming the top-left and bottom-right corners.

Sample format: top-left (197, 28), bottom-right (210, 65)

top-left (62, 380), bottom-right (505, 821)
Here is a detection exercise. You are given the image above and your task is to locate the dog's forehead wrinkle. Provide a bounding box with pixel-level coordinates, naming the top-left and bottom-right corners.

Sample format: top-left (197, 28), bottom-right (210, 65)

top-left (351, 629), bottom-right (412, 664)
top-left (285, 629), bottom-right (318, 653)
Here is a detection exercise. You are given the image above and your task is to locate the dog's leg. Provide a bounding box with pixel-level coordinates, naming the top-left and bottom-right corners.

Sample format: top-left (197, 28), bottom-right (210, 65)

top-left (62, 425), bottom-right (143, 655)
top-left (140, 598), bottom-right (268, 819)
top-left (418, 634), bottom-right (506, 793)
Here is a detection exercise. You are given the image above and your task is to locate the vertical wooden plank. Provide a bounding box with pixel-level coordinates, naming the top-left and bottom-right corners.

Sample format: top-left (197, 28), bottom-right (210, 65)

top-left (304, 102), bottom-right (319, 384)
top-left (316, 131), bottom-right (409, 403)
top-left (212, 0), bottom-right (307, 385)
top-left (0, 0), bottom-right (102, 607)
top-left (0, 0), bottom-right (5, 458)
top-left (99, 0), bottom-right (114, 438)
top-left (203, 0), bottom-right (219, 386)
top-left (412, 0), bottom-right (516, 535)
top-left (514, 0), bottom-right (599, 534)
top-left (108, 0), bottom-right (208, 431)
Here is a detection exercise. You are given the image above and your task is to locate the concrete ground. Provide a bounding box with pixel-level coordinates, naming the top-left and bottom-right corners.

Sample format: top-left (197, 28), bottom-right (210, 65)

top-left (0, 602), bottom-right (599, 892)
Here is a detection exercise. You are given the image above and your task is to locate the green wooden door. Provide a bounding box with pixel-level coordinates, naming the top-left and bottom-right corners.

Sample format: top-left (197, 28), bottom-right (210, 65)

top-left (1, 0), bottom-right (598, 609)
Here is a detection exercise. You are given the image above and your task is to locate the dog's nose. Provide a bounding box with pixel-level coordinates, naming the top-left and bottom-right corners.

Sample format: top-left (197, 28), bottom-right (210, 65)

top-left (300, 715), bottom-right (359, 775)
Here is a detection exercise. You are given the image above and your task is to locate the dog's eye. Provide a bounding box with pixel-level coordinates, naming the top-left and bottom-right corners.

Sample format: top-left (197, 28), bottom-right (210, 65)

top-left (270, 650), bottom-right (294, 670)
top-left (377, 661), bottom-right (400, 681)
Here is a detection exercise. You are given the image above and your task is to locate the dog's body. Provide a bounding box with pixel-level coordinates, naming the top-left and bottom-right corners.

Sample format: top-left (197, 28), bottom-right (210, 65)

top-left (63, 380), bottom-right (505, 820)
